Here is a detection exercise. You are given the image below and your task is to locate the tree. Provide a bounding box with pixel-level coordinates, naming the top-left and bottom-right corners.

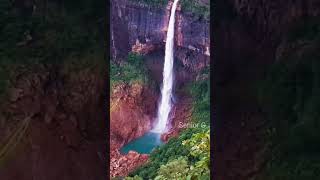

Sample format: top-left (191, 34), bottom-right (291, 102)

top-left (155, 157), bottom-right (191, 180)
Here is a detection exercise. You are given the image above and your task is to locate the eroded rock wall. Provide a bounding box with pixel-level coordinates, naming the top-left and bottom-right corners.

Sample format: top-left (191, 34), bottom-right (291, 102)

top-left (110, 83), bottom-right (158, 150)
top-left (111, 0), bottom-right (210, 72)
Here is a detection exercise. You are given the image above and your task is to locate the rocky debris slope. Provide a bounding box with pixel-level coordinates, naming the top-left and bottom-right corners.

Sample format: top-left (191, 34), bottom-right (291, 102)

top-left (110, 150), bottom-right (149, 177)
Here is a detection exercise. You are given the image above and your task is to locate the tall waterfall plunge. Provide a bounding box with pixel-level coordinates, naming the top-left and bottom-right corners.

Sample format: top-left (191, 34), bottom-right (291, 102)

top-left (152, 0), bottom-right (179, 133)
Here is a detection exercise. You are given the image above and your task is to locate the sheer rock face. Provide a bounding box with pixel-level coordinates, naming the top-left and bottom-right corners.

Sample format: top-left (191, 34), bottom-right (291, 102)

top-left (110, 83), bottom-right (158, 150)
top-left (110, 83), bottom-right (157, 177)
top-left (111, 0), bottom-right (210, 72)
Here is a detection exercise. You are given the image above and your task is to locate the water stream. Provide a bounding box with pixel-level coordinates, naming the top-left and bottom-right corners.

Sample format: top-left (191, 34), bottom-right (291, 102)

top-left (120, 0), bottom-right (179, 154)
top-left (152, 0), bottom-right (179, 133)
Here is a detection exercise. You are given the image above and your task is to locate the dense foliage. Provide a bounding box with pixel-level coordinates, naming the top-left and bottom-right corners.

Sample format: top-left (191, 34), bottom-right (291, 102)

top-left (110, 53), bottom-right (152, 88)
top-left (128, 128), bottom-right (210, 180)
top-left (187, 68), bottom-right (210, 124)
top-left (125, 69), bottom-right (210, 179)
top-left (259, 18), bottom-right (320, 179)
top-left (180, 0), bottom-right (210, 21)
top-left (129, 0), bottom-right (209, 21)
top-left (129, 0), bottom-right (167, 8)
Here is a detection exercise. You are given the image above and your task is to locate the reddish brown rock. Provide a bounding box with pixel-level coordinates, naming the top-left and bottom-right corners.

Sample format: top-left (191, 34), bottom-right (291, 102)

top-left (110, 150), bottom-right (149, 178)
top-left (132, 40), bottom-right (157, 55)
top-left (161, 130), bottom-right (179, 143)
top-left (161, 94), bottom-right (193, 143)
top-left (110, 83), bottom-right (157, 177)
top-left (110, 83), bottom-right (157, 149)
top-left (111, 0), bottom-right (210, 64)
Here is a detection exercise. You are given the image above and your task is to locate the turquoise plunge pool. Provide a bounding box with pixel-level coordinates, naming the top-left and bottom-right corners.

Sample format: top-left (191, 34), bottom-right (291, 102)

top-left (120, 132), bottom-right (163, 154)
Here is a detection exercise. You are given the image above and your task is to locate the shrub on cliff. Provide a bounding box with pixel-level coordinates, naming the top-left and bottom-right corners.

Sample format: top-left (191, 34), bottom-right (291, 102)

top-left (110, 53), bottom-right (152, 88)
top-left (187, 72), bottom-right (210, 124)
top-left (124, 175), bottom-right (143, 180)
top-left (129, 128), bottom-right (196, 179)
top-left (154, 157), bottom-right (190, 180)
top-left (129, 0), bottom-right (167, 8)
top-left (180, 0), bottom-right (210, 21)
top-left (153, 131), bottom-right (210, 180)
top-left (128, 0), bottom-right (210, 20)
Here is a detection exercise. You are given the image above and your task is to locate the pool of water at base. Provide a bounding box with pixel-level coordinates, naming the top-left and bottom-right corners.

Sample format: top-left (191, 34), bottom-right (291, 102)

top-left (120, 132), bottom-right (163, 154)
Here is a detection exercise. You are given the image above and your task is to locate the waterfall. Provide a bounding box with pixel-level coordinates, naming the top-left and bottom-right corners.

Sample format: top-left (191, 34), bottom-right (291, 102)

top-left (152, 0), bottom-right (179, 133)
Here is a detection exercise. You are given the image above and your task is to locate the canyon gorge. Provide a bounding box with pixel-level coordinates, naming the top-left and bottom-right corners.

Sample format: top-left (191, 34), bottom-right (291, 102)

top-left (110, 0), bottom-right (210, 178)
top-left (0, 0), bottom-right (319, 179)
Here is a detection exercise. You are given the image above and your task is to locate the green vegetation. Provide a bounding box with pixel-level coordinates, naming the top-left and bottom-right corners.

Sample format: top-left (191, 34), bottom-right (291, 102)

top-left (125, 69), bottom-right (210, 179)
top-left (129, 0), bottom-right (210, 21)
top-left (180, 0), bottom-right (210, 21)
top-left (187, 69), bottom-right (210, 124)
top-left (259, 18), bottom-right (320, 180)
top-left (129, 128), bottom-right (201, 179)
top-left (129, 129), bottom-right (210, 179)
top-left (129, 0), bottom-right (167, 8)
top-left (110, 53), bottom-right (152, 88)
top-left (125, 175), bottom-right (143, 180)
top-left (155, 157), bottom-right (190, 179)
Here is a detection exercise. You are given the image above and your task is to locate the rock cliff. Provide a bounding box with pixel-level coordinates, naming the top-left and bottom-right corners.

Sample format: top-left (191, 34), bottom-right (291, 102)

top-left (110, 83), bottom-right (158, 150)
top-left (109, 82), bottom-right (158, 177)
top-left (111, 0), bottom-right (210, 72)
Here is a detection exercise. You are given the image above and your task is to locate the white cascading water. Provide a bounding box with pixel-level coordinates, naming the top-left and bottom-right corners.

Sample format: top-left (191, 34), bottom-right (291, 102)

top-left (152, 0), bottom-right (179, 133)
